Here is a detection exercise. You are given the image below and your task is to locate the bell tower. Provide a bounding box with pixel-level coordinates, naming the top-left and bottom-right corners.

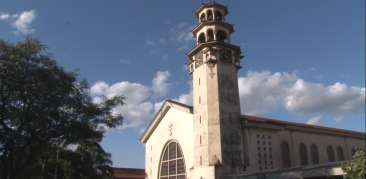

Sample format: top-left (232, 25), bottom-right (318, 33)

top-left (186, 2), bottom-right (245, 178)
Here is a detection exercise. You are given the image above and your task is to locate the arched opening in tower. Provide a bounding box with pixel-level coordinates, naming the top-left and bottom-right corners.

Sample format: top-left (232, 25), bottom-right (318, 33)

top-left (235, 59), bottom-right (239, 66)
top-left (207, 29), bottom-right (214, 42)
top-left (216, 30), bottom-right (227, 42)
top-left (200, 13), bottom-right (206, 22)
top-left (198, 33), bottom-right (206, 44)
top-left (215, 11), bottom-right (222, 21)
top-left (207, 10), bottom-right (213, 21)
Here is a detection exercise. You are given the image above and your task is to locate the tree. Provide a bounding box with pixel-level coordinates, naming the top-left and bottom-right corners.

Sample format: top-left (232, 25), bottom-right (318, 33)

top-left (0, 35), bottom-right (125, 179)
top-left (342, 147), bottom-right (366, 179)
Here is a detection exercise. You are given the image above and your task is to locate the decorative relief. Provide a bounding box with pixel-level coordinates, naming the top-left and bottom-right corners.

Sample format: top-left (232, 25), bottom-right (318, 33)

top-left (204, 50), bottom-right (217, 78)
top-left (207, 62), bottom-right (216, 78)
top-left (168, 123), bottom-right (173, 137)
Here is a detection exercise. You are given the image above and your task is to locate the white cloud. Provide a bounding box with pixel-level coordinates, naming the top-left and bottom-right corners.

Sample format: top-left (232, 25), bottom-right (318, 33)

top-left (154, 101), bottom-right (165, 114)
top-left (177, 22), bottom-right (187, 29)
top-left (139, 127), bottom-right (146, 134)
top-left (90, 81), bottom-right (109, 96)
top-left (119, 59), bottom-right (131, 64)
top-left (162, 54), bottom-right (168, 60)
top-left (90, 81), bottom-right (150, 105)
top-left (146, 39), bottom-right (154, 46)
top-left (13, 10), bottom-right (36, 34)
top-left (238, 71), bottom-right (296, 116)
top-left (238, 71), bottom-right (365, 120)
top-left (173, 31), bottom-right (194, 43)
top-left (182, 65), bottom-right (189, 71)
top-left (307, 115), bottom-right (322, 125)
top-left (89, 71), bottom-right (174, 129)
top-left (285, 81), bottom-right (365, 121)
top-left (90, 81), bottom-right (152, 129)
top-left (315, 75), bottom-right (323, 80)
top-left (113, 102), bottom-right (153, 128)
top-left (176, 45), bottom-right (189, 52)
top-left (159, 38), bottom-right (166, 44)
top-left (152, 71), bottom-right (172, 99)
top-left (171, 80), bottom-right (193, 106)
top-left (0, 13), bottom-right (10, 20)
top-left (170, 23), bottom-right (195, 43)
top-left (0, 10), bottom-right (36, 35)
top-left (153, 81), bottom-right (192, 113)
top-left (170, 22), bottom-right (187, 32)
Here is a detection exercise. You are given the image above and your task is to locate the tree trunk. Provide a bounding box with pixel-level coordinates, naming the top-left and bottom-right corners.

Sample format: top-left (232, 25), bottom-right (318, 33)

top-left (1, 149), bottom-right (9, 179)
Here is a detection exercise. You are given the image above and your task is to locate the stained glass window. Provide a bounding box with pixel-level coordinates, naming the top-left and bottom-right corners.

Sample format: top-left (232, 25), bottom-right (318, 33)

top-left (169, 143), bottom-right (176, 160)
top-left (163, 149), bottom-right (169, 161)
top-left (177, 159), bottom-right (184, 174)
top-left (159, 141), bottom-right (186, 179)
top-left (169, 161), bottom-right (176, 175)
top-left (161, 162), bottom-right (168, 176)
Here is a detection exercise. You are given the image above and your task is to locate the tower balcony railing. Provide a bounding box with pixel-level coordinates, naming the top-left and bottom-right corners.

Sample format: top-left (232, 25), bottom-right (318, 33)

top-left (197, 39), bottom-right (230, 45)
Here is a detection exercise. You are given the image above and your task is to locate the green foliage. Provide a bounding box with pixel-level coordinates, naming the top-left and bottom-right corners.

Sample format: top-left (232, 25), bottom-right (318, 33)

top-left (0, 35), bottom-right (126, 179)
top-left (342, 147), bottom-right (366, 179)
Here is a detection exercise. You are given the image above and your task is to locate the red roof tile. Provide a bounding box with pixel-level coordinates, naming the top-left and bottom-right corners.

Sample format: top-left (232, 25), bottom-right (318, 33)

top-left (242, 114), bottom-right (365, 135)
top-left (112, 168), bottom-right (145, 179)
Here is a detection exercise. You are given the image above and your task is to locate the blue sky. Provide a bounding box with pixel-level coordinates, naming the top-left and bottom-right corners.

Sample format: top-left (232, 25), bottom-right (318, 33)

top-left (1, 0), bottom-right (365, 169)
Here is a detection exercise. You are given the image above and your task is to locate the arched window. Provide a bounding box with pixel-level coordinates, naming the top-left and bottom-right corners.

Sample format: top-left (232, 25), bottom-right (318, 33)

top-left (207, 10), bottom-right (213, 21)
top-left (310, 144), bottom-right (319, 164)
top-left (337, 146), bottom-right (344, 161)
top-left (215, 11), bottom-right (222, 21)
top-left (207, 29), bottom-right (214, 42)
top-left (351, 147), bottom-right (356, 157)
top-left (159, 141), bottom-right (186, 179)
top-left (327, 146), bottom-right (335, 162)
top-left (216, 30), bottom-right (227, 42)
top-left (235, 59), bottom-right (240, 66)
top-left (299, 143), bottom-right (308, 166)
top-left (198, 33), bottom-right (206, 44)
top-left (281, 142), bottom-right (291, 168)
top-left (200, 13), bottom-right (206, 22)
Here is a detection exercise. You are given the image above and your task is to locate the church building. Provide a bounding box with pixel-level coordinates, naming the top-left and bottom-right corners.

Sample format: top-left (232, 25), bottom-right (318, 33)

top-left (139, 2), bottom-right (365, 179)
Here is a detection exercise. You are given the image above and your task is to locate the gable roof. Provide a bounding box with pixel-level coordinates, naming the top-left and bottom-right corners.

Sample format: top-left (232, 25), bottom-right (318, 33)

top-left (139, 100), bottom-right (193, 143)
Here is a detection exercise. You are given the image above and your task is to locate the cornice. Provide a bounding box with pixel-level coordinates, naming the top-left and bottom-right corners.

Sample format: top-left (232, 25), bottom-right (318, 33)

top-left (244, 119), bottom-right (366, 139)
top-left (190, 21), bottom-right (234, 37)
top-left (186, 41), bottom-right (242, 59)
